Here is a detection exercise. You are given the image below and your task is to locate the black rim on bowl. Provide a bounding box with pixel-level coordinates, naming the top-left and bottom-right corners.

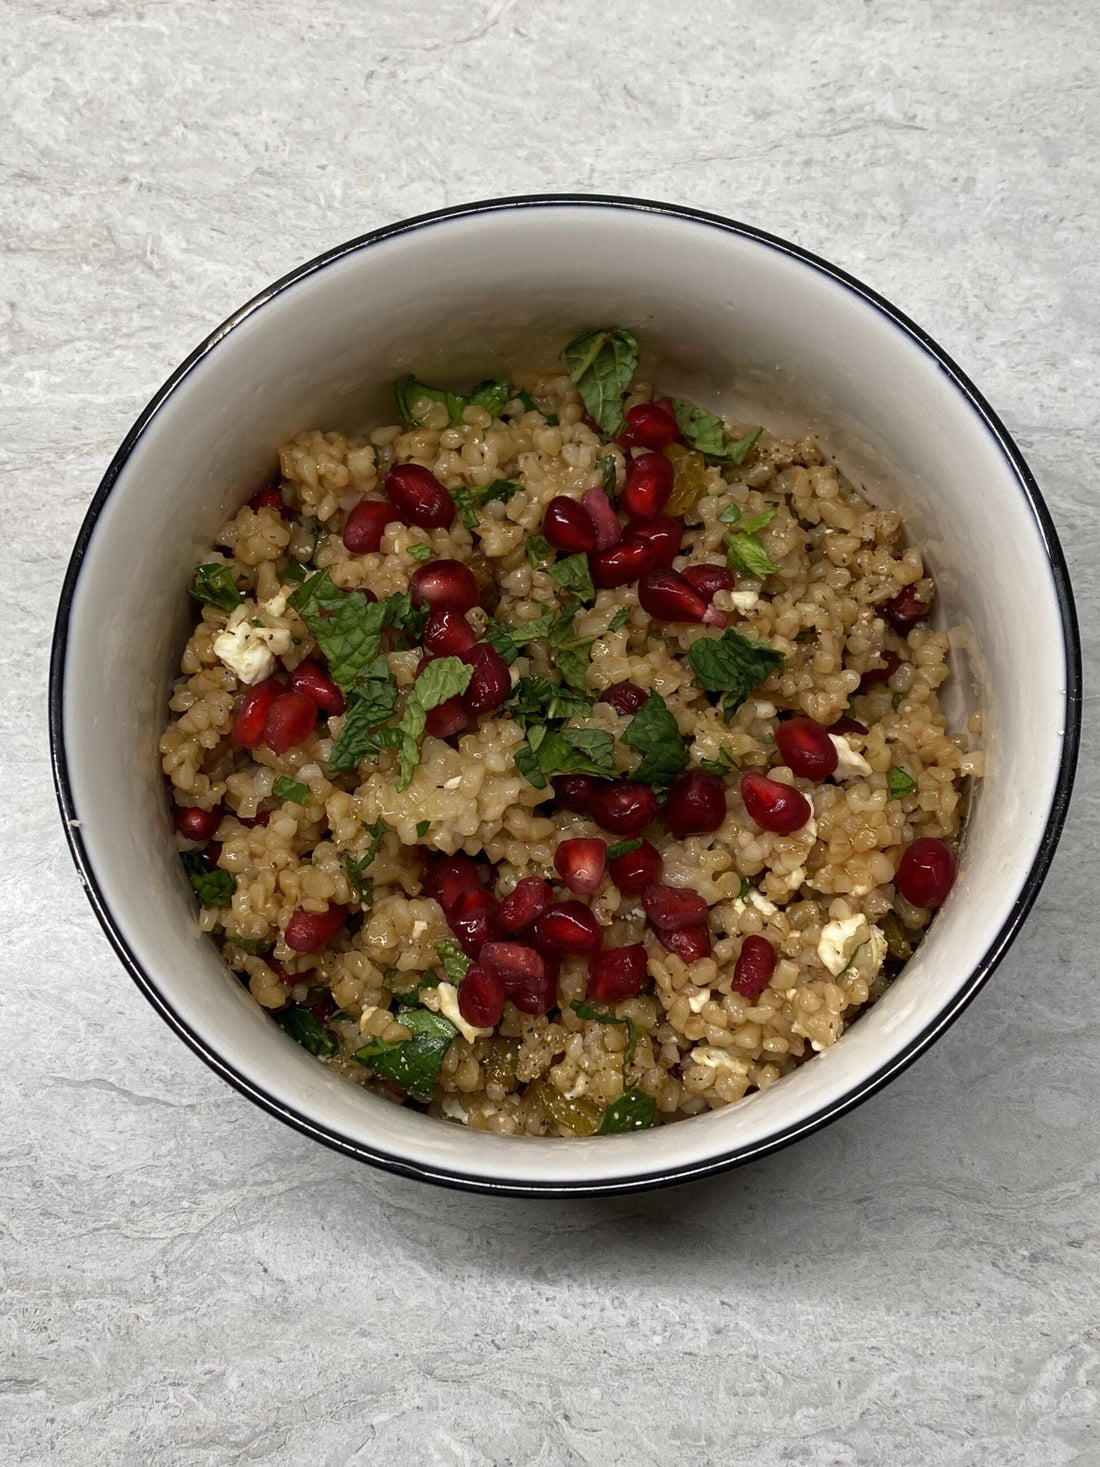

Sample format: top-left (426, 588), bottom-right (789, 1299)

top-left (49, 195), bottom-right (1083, 1197)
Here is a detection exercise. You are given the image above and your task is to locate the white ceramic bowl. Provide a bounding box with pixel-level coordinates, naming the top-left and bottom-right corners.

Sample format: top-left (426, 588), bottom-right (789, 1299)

top-left (50, 197), bottom-right (1080, 1195)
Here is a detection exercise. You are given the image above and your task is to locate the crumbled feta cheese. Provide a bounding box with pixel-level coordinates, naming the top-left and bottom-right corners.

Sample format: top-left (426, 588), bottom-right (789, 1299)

top-left (755, 701), bottom-right (777, 719)
top-left (687, 989), bottom-right (711, 1013)
top-left (816, 914), bottom-right (888, 977)
top-left (441, 1097), bottom-right (469, 1123)
top-left (420, 981), bottom-right (490, 1044)
top-left (690, 1046), bottom-right (748, 1076)
top-left (730, 590), bottom-right (759, 613)
top-left (410, 920), bottom-right (428, 939)
top-left (748, 890), bottom-right (779, 918)
top-left (829, 733), bottom-right (873, 779)
top-left (260, 592), bottom-right (288, 619)
top-left (213, 606), bottom-right (293, 684)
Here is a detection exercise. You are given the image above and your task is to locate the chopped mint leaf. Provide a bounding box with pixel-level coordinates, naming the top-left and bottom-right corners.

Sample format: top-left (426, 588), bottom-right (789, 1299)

top-left (597, 455), bottom-right (617, 494)
top-left (562, 327), bottom-right (639, 436)
top-left (891, 690), bottom-right (904, 711)
top-left (452, 477), bottom-right (521, 532)
top-left (515, 388), bottom-right (538, 413)
top-left (469, 380), bottom-right (510, 416)
top-left (354, 1007), bottom-right (458, 1098)
top-left (606, 838), bottom-right (642, 861)
top-left (288, 570), bottom-right (404, 693)
top-left (365, 656), bottom-right (474, 791)
top-left (180, 852), bottom-right (235, 908)
top-left (452, 487), bottom-right (479, 531)
top-left (738, 876), bottom-right (753, 900)
top-left (506, 677), bottom-right (594, 728)
top-left (483, 608), bottom-right (558, 665)
top-left (527, 534), bottom-right (552, 569)
top-left (343, 819), bottom-right (388, 905)
top-left (435, 938), bottom-right (471, 984)
top-left (700, 746), bottom-right (740, 777)
top-left (272, 776), bottom-right (310, 805)
top-left (689, 628), bottom-right (785, 719)
top-left (188, 562), bottom-right (243, 614)
top-left (672, 399), bottom-right (762, 465)
top-left (223, 934), bottom-right (273, 955)
top-left (327, 662), bottom-right (400, 772)
top-left (555, 639), bottom-right (594, 694)
top-left (408, 543), bottom-right (432, 562)
top-left (740, 505), bottom-right (778, 534)
top-left (887, 766), bottom-right (917, 800)
top-left (547, 553), bottom-right (595, 603)
top-left (607, 608), bottom-right (631, 633)
top-left (622, 692), bottom-right (688, 788)
top-left (394, 374), bottom-right (510, 430)
top-left (718, 502), bottom-right (742, 524)
top-left (726, 530), bottom-right (781, 579)
top-left (273, 1004), bottom-right (338, 1058)
top-left (283, 559), bottom-right (309, 584)
top-left (515, 723), bottom-right (617, 790)
top-left (415, 819), bottom-right (431, 838)
top-left (596, 1087), bottom-right (656, 1133)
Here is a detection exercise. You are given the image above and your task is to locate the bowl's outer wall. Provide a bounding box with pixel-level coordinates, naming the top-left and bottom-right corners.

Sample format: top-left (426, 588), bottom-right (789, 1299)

top-left (52, 198), bottom-right (1079, 1193)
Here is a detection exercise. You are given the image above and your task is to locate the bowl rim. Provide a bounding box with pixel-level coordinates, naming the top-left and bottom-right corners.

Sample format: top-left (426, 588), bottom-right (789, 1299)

top-left (49, 193), bottom-right (1082, 1197)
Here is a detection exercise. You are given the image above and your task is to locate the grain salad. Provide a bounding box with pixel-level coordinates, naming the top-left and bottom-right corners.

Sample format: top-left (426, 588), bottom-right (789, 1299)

top-left (160, 327), bottom-right (982, 1137)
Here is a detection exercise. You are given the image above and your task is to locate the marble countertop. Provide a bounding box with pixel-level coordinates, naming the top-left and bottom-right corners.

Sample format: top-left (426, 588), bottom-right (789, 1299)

top-left (3, 2), bottom-right (1097, 1462)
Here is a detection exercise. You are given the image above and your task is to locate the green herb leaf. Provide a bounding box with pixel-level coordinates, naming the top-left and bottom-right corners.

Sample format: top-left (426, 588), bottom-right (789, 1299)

top-left (891, 690), bottom-right (904, 711)
top-left (562, 327), bottom-right (640, 436)
top-left (435, 938), bottom-right (471, 984)
top-left (180, 852), bottom-right (235, 908)
top-left (289, 570), bottom-right (404, 693)
top-left (273, 1004), bottom-right (338, 1058)
top-left (367, 656), bottom-right (474, 791)
top-left (555, 640), bottom-right (594, 694)
top-left (343, 819), bottom-right (388, 905)
top-left (483, 608), bottom-right (558, 665)
top-left (469, 380), bottom-right (510, 416)
top-left (738, 876), bottom-right (753, 900)
top-left (740, 505), bottom-right (778, 534)
top-left (415, 819), bottom-right (431, 838)
top-left (622, 692), bottom-right (688, 788)
top-left (597, 455), bottom-right (617, 494)
top-left (605, 838), bottom-right (642, 860)
top-left (452, 477), bottom-right (521, 531)
top-left (393, 375), bottom-right (512, 429)
top-left (718, 502), bottom-right (742, 524)
top-left (452, 487), bottom-right (479, 531)
top-left (272, 775), bottom-right (310, 805)
top-left (527, 534), bottom-right (552, 569)
top-left (506, 676), bottom-right (594, 728)
top-left (283, 559), bottom-right (309, 583)
top-left (570, 999), bottom-right (622, 1022)
top-left (223, 934), bottom-right (274, 955)
top-left (725, 531), bottom-right (782, 579)
top-left (596, 1087), bottom-right (656, 1134)
top-left (408, 543), bottom-right (432, 562)
top-left (327, 662), bottom-right (401, 772)
top-left (886, 766), bottom-right (917, 800)
top-left (672, 399), bottom-right (762, 465)
top-left (699, 745), bottom-right (740, 777)
top-left (354, 1007), bottom-right (457, 1098)
top-left (607, 608), bottom-right (631, 634)
top-left (188, 562), bottom-right (243, 613)
top-left (688, 629), bottom-right (785, 719)
top-left (547, 553), bottom-right (595, 604)
top-left (515, 723), bottom-right (617, 790)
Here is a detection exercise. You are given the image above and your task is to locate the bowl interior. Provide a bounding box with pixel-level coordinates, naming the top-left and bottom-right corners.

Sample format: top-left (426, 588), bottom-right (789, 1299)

top-left (55, 201), bottom-right (1073, 1191)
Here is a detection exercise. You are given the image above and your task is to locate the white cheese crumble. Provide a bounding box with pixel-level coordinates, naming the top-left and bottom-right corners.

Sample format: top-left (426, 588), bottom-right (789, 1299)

top-left (410, 920), bottom-right (428, 939)
top-left (687, 989), bottom-right (711, 1013)
top-left (829, 733), bottom-right (873, 779)
top-left (441, 1097), bottom-right (469, 1123)
top-left (755, 700), bottom-right (777, 719)
top-left (213, 606), bottom-right (293, 685)
top-left (690, 1046), bottom-right (748, 1076)
top-left (817, 915), bottom-right (886, 977)
top-left (730, 590), bottom-right (759, 613)
top-left (420, 981), bottom-right (491, 1045)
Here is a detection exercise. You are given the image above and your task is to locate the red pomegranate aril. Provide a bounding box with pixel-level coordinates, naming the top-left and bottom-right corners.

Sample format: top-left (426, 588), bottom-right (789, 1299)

top-left (683, 564), bottom-right (735, 602)
top-left (581, 487), bottom-right (622, 550)
top-left (884, 583), bottom-right (933, 634)
top-left (587, 943), bottom-right (649, 1004)
top-left (480, 941), bottom-right (545, 990)
top-left (740, 769), bottom-right (812, 835)
top-left (422, 854), bottom-right (483, 914)
top-left (498, 876), bottom-right (553, 933)
top-left (457, 963), bottom-right (505, 1029)
top-left (355, 587), bottom-right (378, 604)
top-left (285, 902), bottom-right (348, 953)
top-left (287, 659), bottom-right (345, 717)
top-left (384, 463), bottom-right (455, 529)
top-left (424, 695), bottom-right (471, 739)
top-left (860, 649), bottom-right (901, 688)
top-left (342, 498), bottom-right (392, 553)
top-left (237, 810), bottom-right (270, 829)
top-left (460, 642), bottom-right (512, 716)
top-left (173, 805), bottom-right (221, 842)
top-left (408, 558), bottom-right (479, 612)
top-left (263, 690), bottom-right (317, 755)
top-left (231, 676), bottom-right (284, 748)
top-left (589, 781), bottom-right (659, 837)
top-left (664, 769), bottom-right (727, 839)
top-left (608, 838), bottom-right (662, 892)
top-left (534, 901), bottom-right (603, 956)
top-left (543, 495), bottom-right (598, 553)
top-left (642, 884), bottom-right (709, 932)
top-left (638, 567), bottom-right (714, 625)
top-left (620, 451), bottom-right (675, 519)
top-left (422, 606), bottom-right (477, 657)
top-left (589, 537), bottom-right (655, 589)
top-left (508, 960), bottom-right (559, 1015)
top-left (267, 955), bottom-right (292, 984)
top-left (661, 925), bottom-right (711, 962)
top-left (599, 681), bottom-right (647, 717)
top-left (829, 715), bottom-right (869, 737)
top-left (248, 484), bottom-right (287, 516)
top-left (552, 773), bottom-right (600, 812)
top-left (896, 838), bottom-right (956, 908)
top-left (204, 841), bottom-right (223, 868)
top-left (448, 887), bottom-right (502, 956)
top-left (774, 716), bottom-right (838, 781)
top-left (733, 934), bottom-right (777, 998)
top-left (617, 400), bottom-right (680, 451)
top-left (626, 516), bottom-right (682, 568)
top-left (554, 838), bottom-right (607, 895)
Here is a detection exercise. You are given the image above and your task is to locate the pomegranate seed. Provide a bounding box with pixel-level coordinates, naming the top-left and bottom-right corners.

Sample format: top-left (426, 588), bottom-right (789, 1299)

top-left (552, 774), bottom-right (600, 812)
top-left (267, 955), bottom-right (292, 984)
top-left (508, 958), bottom-right (559, 1015)
top-left (534, 901), bottom-right (603, 956)
top-left (424, 695), bottom-right (470, 739)
top-left (599, 681), bottom-right (647, 716)
top-left (884, 583), bottom-right (933, 634)
top-left (740, 770), bottom-right (812, 835)
top-left (342, 498), bottom-right (392, 553)
top-left (237, 811), bottom-right (270, 829)
top-left (479, 941), bottom-right (551, 1014)
top-left (608, 838), bottom-right (662, 892)
top-left (587, 943), bottom-right (649, 1003)
top-left (774, 717), bottom-right (838, 781)
top-left (829, 715), bottom-right (869, 737)
top-left (860, 650), bottom-right (901, 688)
top-left (355, 587), bottom-right (379, 604)
top-left (408, 558), bottom-right (479, 612)
top-left (664, 769), bottom-right (726, 839)
top-left (263, 690), bottom-right (317, 755)
top-left (733, 934), bottom-right (777, 998)
top-left (448, 887), bottom-right (502, 956)
top-left (554, 838), bottom-right (607, 894)
top-left (287, 659), bottom-right (345, 716)
top-left (422, 606), bottom-right (477, 657)
top-left (308, 990), bottom-right (337, 1022)
top-left (617, 401), bottom-right (680, 451)
top-left (460, 642), bottom-right (512, 716)
top-left (660, 925), bottom-right (712, 962)
top-left (589, 537), bottom-right (656, 589)
top-left (384, 464), bottom-right (455, 529)
top-left (458, 963), bottom-right (505, 1028)
top-left (173, 805), bottom-right (221, 842)
top-left (683, 564), bottom-right (735, 602)
top-left (620, 451), bottom-right (675, 519)
top-left (626, 516), bottom-right (682, 568)
top-left (642, 884), bottom-right (709, 932)
top-left (543, 496), bottom-right (597, 553)
top-left (205, 842), bottom-right (223, 867)
top-left (639, 567), bottom-right (725, 627)
top-left (581, 487), bottom-right (621, 550)
top-left (248, 484), bottom-right (287, 516)
top-left (581, 410), bottom-right (603, 435)
top-left (231, 676), bottom-right (284, 748)
top-left (422, 854), bottom-right (483, 914)
top-left (896, 838), bottom-right (956, 907)
top-left (589, 781), bottom-right (658, 837)
top-left (498, 876), bottom-right (553, 933)
top-left (284, 902), bottom-right (348, 953)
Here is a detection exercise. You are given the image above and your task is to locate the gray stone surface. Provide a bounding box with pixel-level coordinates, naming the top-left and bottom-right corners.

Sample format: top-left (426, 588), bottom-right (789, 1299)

top-left (2, 1), bottom-right (1097, 1462)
